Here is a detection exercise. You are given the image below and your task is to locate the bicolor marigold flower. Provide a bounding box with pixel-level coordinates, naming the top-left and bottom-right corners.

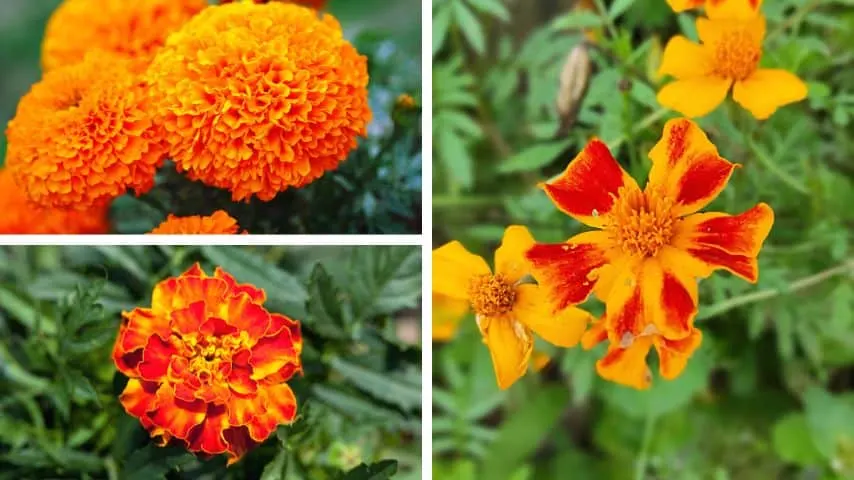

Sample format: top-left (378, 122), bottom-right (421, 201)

top-left (667, 0), bottom-right (761, 19)
top-left (5, 53), bottom-right (166, 210)
top-left (113, 264), bottom-right (303, 464)
top-left (526, 119), bottom-right (773, 389)
top-left (0, 168), bottom-right (109, 234)
top-left (434, 226), bottom-right (593, 389)
top-left (220, 0), bottom-right (327, 8)
top-left (147, 2), bottom-right (372, 202)
top-left (657, 4), bottom-right (807, 119)
top-left (42, 0), bottom-right (207, 71)
top-left (149, 211), bottom-right (243, 234)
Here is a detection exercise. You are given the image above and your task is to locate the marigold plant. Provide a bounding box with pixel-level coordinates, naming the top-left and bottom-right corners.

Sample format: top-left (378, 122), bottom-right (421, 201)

top-left (146, 2), bottom-right (372, 202)
top-left (434, 226), bottom-right (593, 389)
top-left (41, 0), bottom-right (207, 71)
top-left (112, 264), bottom-right (303, 464)
top-left (657, 0), bottom-right (807, 119)
top-left (149, 211), bottom-right (243, 235)
top-left (526, 118), bottom-right (774, 389)
top-left (5, 53), bottom-right (166, 210)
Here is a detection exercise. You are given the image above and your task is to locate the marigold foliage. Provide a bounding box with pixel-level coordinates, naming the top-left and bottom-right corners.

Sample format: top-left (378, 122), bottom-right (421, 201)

top-left (5, 53), bottom-right (166, 210)
top-left (112, 264), bottom-right (303, 464)
top-left (149, 210), bottom-right (242, 234)
top-left (0, 168), bottom-right (110, 234)
top-left (41, 0), bottom-right (207, 71)
top-left (147, 2), bottom-right (372, 202)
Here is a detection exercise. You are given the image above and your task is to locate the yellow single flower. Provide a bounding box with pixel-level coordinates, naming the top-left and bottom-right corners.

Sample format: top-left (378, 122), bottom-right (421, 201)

top-left (667, 0), bottom-right (762, 20)
top-left (657, 8), bottom-right (807, 119)
top-left (432, 292), bottom-right (469, 342)
top-left (433, 226), bottom-right (593, 389)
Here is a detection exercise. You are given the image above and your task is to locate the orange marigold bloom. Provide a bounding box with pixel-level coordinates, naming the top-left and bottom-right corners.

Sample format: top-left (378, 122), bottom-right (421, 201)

top-left (0, 168), bottom-right (110, 234)
top-left (5, 53), bottom-right (166, 210)
top-left (41, 0), bottom-right (207, 71)
top-left (667, 0), bottom-right (761, 19)
top-left (149, 211), bottom-right (242, 234)
top-left (220, 0), bottom-right (327, 8)
top-left (113, 264), bottom-right (303, 464)
top-left (434, 226), bottom-right (593, 389)
top-left (657, 4), bottom-right (807, 119)
top-left (526, 119), bottom-right (774, 389)
top-left (147, 2), bottom-right (372, 202)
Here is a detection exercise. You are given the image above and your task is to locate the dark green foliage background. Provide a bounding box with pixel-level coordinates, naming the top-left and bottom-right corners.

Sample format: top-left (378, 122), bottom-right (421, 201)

top-left (0, 246), bottom-right (422, 479)
top-left (0, 0), bottom-right (422, 234)
top-left (433, 0), bottom-right (854, 479)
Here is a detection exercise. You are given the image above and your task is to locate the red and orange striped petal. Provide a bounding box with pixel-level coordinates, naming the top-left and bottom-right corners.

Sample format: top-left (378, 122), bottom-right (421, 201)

top-left (186, 404), bottom-right (230, 457)
top-left (170, 301), bottom-right (206, 335)
top-left (182, 263), bottom-right (207, 278)
top-left (542, 140), bottom-right (640, 228)
top-left (261, 362), bottom-right (303, 386)
top-left (151, 278), bottom-right (181, 313)
top-left (215, 267), bottom-right (266, 303)
top-left (647, 118), bottom-right (737, 216)
top-left (199, 317), bottom-right (238, 337)
top-left (222, 427), bottom-right (258, 465)
top-left (119, 378), bottom-right (160, 421)
top-left (227, 366), bottom-right (257, 395)
top-left (150, 385), bottom-right (207, 440)
top-left (639, 258), bottom-right (698, 340)
top-left (138, 334), bottom-right (178, 381)
top-left (581, 319), bottom-right (608, 350)
top-left (603, 265), bottom-right (646, 342)
top-left (223, 293), bottom-right (270, 340)
top-left (117, 308), bottom-right (170, 354)
top-left (113, 345), bottom-right (143, 376)
top-left (653, 329), bottom-right (703, 379)
top-left (247, 383), bottom-right (298, 442)
top-left (526, 231), bottom-right (612, 310)
top-left (177, 276), bottom-right (229, 308)
top-left (596, 336), bottom-right (654, 390)
top-left (249, 328), bottom-right (300, 380)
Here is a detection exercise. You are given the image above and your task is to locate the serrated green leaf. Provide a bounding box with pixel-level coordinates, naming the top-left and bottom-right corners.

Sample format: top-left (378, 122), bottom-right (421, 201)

top-left (330, 357), bottom-right (421, 412)
top-left (342, 460), bottom-right (398, 480)
top-left (497, 140), bottom-right (572, 174)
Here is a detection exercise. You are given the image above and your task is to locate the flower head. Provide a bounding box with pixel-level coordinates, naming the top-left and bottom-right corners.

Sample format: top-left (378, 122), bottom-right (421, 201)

top-left (220, 0), bottom-right (327, 8)
top-left (5, 53), bottom-right (166, 210)
top-left (42, 0), bottom-right (207, 71)
top-left (147, 2), bottom-right (372, 202)
top-left (113, 264), bottom-right (303, 464)
top-left (657, 4), bottom-right (807, 119)
top-left (526, 119), bottom-right (773, 388)
top-left (434, 226), bottom-right (593, 389)
top-left (667, 0), bottom-right (762, 19)
top-left (149, 211), bottom-right (243, 234)
top-left (0, 168), bottom-right (110, 234)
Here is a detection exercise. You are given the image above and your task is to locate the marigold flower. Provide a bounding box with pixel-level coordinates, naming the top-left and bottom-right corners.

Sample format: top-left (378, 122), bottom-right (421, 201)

top-left (657, 6), bottom-right (807, 119)
top-left (526, 119), bottom-right (774, 388)
top-left (5, 53), bottom-right (166, 210)
top-left (149, 211), bottom-right (243, 235)
top-left (113, 264), bottom-right (302, 464)
top-left (0, 168), bottom-right (110, 234)
top-left (42, 0), bottom-right (208, 71)
top-left (220, 0), bottom-right (327, 8)
top-left (432, 293), bottom-right (469, 342)
top-left (147, 2), bottom-right (372, 202)
top-left (434, 226), bottom-right (593, 389)
top-left (667, 0), bottom-right (762, 19)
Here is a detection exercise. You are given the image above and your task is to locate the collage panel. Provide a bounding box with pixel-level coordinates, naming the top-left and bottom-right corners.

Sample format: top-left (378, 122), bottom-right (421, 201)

top-left (432, 0), bottom-right (854, 479)
top-left (0, 245), bottom-right (422, 478)
top-left (0, 0), bottom-right (421, 235)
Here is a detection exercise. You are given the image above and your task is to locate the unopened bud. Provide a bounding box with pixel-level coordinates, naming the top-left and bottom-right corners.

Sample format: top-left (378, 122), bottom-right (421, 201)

top-left (555, 43), bottom-right (592, 137)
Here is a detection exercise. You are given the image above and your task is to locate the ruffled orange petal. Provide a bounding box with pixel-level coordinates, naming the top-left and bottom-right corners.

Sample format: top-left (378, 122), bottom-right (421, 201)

top-left (247, 383), bottom-right (298, 442)
top-left (493, 225), bottom-right (536, 284)
top-left (733, 69), bottom-right (808, 120)
top-left (117, 308), bottom-right (170, 354)
top-left (512, 284), bottom-right (590, 347)
top-left (186, 404), bottom-right (230, 456)
top-left (542, 140), bottom-right (640, 228)
top-left (138, 334), bottom-right (178, 381)
top-left (150, 385), bottom-right (207, 440)
top-left (653, 329), bottom-right (703, 379)
top-left (119, 379), bottom-right (161, 424)
top-left (221, 293), bottom-right (270, 340)
top-left (433, 241), bottom-right (491, 300)
top-left (176, 276), bottom-right (229, 309)
top-left (249, 327), bottom-right (300, 380)
top-left (596, 336), bottom-right (654, 390)
top-left (481, 315), bottom-right (533, 390)
top-left (433, 293), bottom-right (469, 342)
top-left (214, 267), bottom-right (266, 303)
top-left (170, 301), bottom-right (206, 336)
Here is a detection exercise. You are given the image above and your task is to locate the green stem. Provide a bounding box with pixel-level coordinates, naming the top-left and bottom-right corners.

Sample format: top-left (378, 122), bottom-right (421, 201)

top-left (607, 107), bottom-right (669, 151)
top-left (433, 195), bottom-right (503, 208)
top-left (634, 411), bottom-right (656, 480)
top-left (592, 0), bottom-right (619, 40)
top-left (747, 139), bottom-right (810, 195)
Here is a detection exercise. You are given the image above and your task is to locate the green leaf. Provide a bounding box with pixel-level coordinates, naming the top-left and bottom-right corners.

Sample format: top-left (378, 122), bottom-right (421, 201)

top-left (453, 1), bottom-right (486, 55)
top-left (804, 387), bottom-right (854, 460)
top-left (497, 140), bottom-right (572, 174)
top-left (608, 0), bottom-right (636, 19)
top-left (0, 284), bottom-right (55, 334)
top-left (260, 449), bottom-right (289, 480)
top-left (304, 264), bottom-right (349, 338)
top-left (330, 357), bottom-right (421, 412)
top-left (772, 413), bottom-right (825, 466)
top-left (92, 246), bottom-right (148, 283)
top-left (345, 247), bottom-right (421, 319)
top-left (342, 460), bottom-right (399, 479)
top-left (311, 385), bottom-right (409, 427)
top-left (467, 0), bottom-right (510, 22)
top-left (121, 444), bottom-right (197, 480)
top-left (433, 4), bottom-right (452, 56)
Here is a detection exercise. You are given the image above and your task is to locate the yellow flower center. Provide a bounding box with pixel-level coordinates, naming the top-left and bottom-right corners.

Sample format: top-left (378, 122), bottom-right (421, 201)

top-left (468, 274), bottom-right (516, 317)
top-left (711, 28), bottom-right (761, 80)
top-left (178, 333), bottom-right (245, 380)
top-left (606, 187), bottom-right (675, 258)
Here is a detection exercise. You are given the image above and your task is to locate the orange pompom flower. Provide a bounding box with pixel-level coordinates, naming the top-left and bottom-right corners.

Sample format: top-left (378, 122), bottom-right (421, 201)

top-left (41, 0), bottom-right (208, 71)
top-left (0, 168), bottom-right (109, 234)
top-left (147, 2), bottom-right (372, 202)
top-left (113, 264), bottom-right (303, 464)
top-left (149, 211), bottom-right (243, 234)
top-left (5, 53), bottom-right (166, 210)
top-left (667, 0), bottom-right (762, 18)
top-left (434, 226), bottom-right (593, 389)
top-left (526, 119), bottom-right (774, 389)
top-left (657, 2), bottom-right (807, 119)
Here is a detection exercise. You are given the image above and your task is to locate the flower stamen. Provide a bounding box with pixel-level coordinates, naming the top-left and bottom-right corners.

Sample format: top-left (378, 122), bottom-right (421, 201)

top-left (468, 274), bottom-right (516, 317)
top-left (606, 187), bottom-right (675, 258)
top-left (711, 28), bottom-right (761, 80)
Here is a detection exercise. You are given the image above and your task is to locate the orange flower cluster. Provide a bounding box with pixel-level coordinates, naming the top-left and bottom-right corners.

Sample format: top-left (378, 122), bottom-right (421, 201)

top-left (220, 0), bottom-right (327, 8)
top-left (0, 169), bottom-right (109, 234)
top-left (149, 211), bottom-right (243, 235)
top-left (146, 2), bottom-right (372, 201)
top-left (113, 264), bottom-right (303, 464)
top-left (5, 54), bottom-right (166, 210)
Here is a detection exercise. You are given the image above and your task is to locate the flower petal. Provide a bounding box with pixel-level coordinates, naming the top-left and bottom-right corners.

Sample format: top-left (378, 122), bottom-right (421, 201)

top-left (215, 267), bottom-right (266, 303)
top-left (176, 276), bottom-right (229, 308)
top-left (697, 15), bottom-right (765, 47)
top-left (247, 383), bottom-right (298, 442)
top-left (542, 140), bottom-right (639, 228)
top-left (222, 293), bottom-right (270, 340)
top-left (733, 69), bottom-right (808, 120)
top-left (187, 404), bottom-right (230, 456)
top-left (666, 0), bottom-right (704, 12)
top-left (493, 225), bottom-right (535, 284)
top-left (641, 258), bottom-right (698, 340)
top-left (228, 365), bottom-right (257, 395)
top-left (581, 319), bottom-right (608, 350)
top-left (117, 308), bottom-right (170, 354)
top-left (433, 292), bottom-right (469, 342)
top-left (603, 266), bottom-right (646, 342)
top-left (526, 231), bottom-right (612, 310)
top-left (658, 36), bottom-right (712, 79)
top-left (249, 328), bottom-right (299, 380)
top-left (433, 241), bottom-right (490, 300)
top-left (657, 76), bottom-right (732, 118)
top-left (119, 379), bottom-right (160, 422)
top-left (653, 329), bottom-right (703, 379)
top-left (199, 317), bottom-right (238, 337)
top-left (481, 315), bottom-right (533, 390)
top-left (706, 0), bottom-right (763, 20)
top-left (170, 301), bottom-right (206, 336)
top-left (222, 427), bottom-right (258, 465)
top-left (151, 278), bottom-right (181, 313)
top-left (512, 284), bottom-right (590, 347)
top-left (596, 336), bottom-right (654, 390)
top-left (138, 334), bottom-right (178, 381)
top-left (150, 386), bottom-right (207, 440)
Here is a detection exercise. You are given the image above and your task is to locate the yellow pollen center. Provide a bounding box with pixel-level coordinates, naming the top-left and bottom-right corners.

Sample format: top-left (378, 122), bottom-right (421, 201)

top-left (468, 274), bottom-right (516, 317)
top-left (606, 187), bottom-right (675, 258)
top-left (179, 334), bottom-right (244, 380)
top-left (712, 29), bottom-right (761, 80)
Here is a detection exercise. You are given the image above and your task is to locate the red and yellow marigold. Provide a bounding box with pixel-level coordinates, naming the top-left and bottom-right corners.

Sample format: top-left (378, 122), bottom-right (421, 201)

top-left (42, 0), bottom-right (207, 71)
top-left (113, 264), bottom-right (303, 463)
top-left (147, 2), bottom-right (372, 202)
top-left (0, 168), bottom-right (110, 234)
top-left (526, 118), bottom-right (773, 389)
top-left (5, 53), bottom-right (166, 210)
top-left (220, 0), bottom-right (327, 8)
top-left (149, 211), bottom-right (243, 235)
